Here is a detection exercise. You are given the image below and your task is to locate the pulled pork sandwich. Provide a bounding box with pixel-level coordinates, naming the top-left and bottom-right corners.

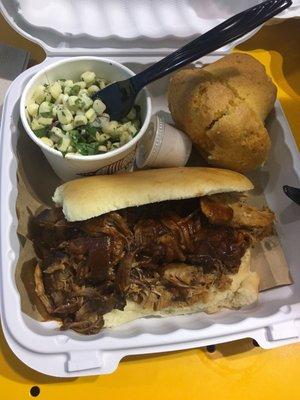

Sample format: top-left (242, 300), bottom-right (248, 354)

top-left (30, 167), bottom-right (274, 335)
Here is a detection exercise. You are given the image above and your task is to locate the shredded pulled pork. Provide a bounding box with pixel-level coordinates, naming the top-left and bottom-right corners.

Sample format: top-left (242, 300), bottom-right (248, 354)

top-left (31, 197), bottom-right (274, 334)
top-left (200, 195), bottom-right (275, 242)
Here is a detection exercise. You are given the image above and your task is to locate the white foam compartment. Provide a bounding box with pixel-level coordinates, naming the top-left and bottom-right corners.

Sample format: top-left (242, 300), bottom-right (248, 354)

top-left (0, 56), bottom-right (300, 377)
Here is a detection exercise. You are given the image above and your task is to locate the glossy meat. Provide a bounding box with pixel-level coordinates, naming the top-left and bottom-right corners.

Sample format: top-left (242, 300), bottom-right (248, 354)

top-left (200, 195), bottom-right (274, 242)
top-left (32, 196), bottom-right (273, 334)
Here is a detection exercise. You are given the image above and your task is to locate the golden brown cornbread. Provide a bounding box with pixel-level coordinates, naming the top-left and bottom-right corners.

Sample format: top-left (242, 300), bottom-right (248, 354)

top-left (53, 167), bottom-right (253, 222)
top-left (168, 68), bottom-right (237, 152)
top-left (168, 53), bottom-right (276, 172)
top-left (206, 101), bottom-right (271, 171)
top-left (204, 53), bottom-right (277, 121)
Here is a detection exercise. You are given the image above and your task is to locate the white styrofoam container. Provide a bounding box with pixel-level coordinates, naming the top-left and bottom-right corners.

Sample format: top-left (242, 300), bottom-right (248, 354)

top-left (0, 0), bottom-right (300, 377)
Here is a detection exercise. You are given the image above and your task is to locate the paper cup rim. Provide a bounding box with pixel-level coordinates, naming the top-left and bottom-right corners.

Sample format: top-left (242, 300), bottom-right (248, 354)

top-left (136, 112), bottom-right (193, 169)
top-left (20, 56), bottom-right (152, 161)
top-left (136, 114), bottom-right (164, 168)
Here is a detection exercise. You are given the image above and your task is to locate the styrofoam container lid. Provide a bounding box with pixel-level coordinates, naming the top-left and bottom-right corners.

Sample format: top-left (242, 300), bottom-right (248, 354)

top-left (2, 0), bottom-right (298, 56)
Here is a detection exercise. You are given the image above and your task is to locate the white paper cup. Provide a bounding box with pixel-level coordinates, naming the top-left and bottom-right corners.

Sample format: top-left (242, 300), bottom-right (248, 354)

top-left (20, 57), bottom-right (151, 181)
top-left (136, 112), bottom-right (192, 169)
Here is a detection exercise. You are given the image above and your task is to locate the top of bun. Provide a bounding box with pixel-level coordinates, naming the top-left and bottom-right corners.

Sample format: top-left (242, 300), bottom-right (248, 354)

top-left (53, 167), bottom-right (253, 222)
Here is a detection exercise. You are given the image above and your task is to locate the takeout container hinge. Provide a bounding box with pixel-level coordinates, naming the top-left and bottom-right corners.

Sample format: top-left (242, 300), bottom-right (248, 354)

top-left (267, 319), bottom-right (300, 341)
top-left (67, 350), bottom-right (102, 372)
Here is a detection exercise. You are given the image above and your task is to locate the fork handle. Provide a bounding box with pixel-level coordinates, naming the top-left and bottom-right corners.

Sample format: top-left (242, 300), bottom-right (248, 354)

top-left (130, 0), bottom-right (292, 91)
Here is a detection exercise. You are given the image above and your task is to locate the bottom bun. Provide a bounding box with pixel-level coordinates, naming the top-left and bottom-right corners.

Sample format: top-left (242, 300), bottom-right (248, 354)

top-left (104, 249), bottom-right (258, 328)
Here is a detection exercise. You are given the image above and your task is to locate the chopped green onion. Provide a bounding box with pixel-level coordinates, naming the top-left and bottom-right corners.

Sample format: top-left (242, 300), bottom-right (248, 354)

top-left (76, 142), bottom-right (99, 155)
top-left (28, 70), bottom-right (141, 156)
top-left (70, 130), bottom-right (80, 145)
top-left (33, 128), bottom-right (49, 138)
top-left (69, 85), bottom-right (81, 96)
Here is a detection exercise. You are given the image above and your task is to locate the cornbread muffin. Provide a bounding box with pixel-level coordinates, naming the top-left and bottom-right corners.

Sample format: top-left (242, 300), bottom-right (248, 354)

top-left (206, 101), bottom-right (271, 171)
top-left (204, 53), bottom-right (277, 121)
top-left (168, 53), bottom-right (276, 172)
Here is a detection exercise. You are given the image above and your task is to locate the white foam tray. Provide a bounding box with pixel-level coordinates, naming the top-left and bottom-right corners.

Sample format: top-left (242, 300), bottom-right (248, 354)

top-left (0, 55), bottom-right (300, 377)
top-left (0, 0), bottom-right (300, 377)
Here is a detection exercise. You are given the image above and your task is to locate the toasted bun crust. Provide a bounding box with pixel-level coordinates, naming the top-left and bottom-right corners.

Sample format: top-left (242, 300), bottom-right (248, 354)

top-left (104, 249), bottom-right (258, 328)
top-left (53, 167), bottom-right (253, 222)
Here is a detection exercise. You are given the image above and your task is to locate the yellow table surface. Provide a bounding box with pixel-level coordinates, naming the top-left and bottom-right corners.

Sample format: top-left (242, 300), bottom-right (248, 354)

top-left (0, 14), bottom-right (300, 400)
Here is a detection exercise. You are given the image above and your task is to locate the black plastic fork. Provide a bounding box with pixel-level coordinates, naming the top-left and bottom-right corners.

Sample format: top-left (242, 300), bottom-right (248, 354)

top-left (283, 185), bottom-right (300, 205)
top-left (92, 0), bottom-right (292, 121)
